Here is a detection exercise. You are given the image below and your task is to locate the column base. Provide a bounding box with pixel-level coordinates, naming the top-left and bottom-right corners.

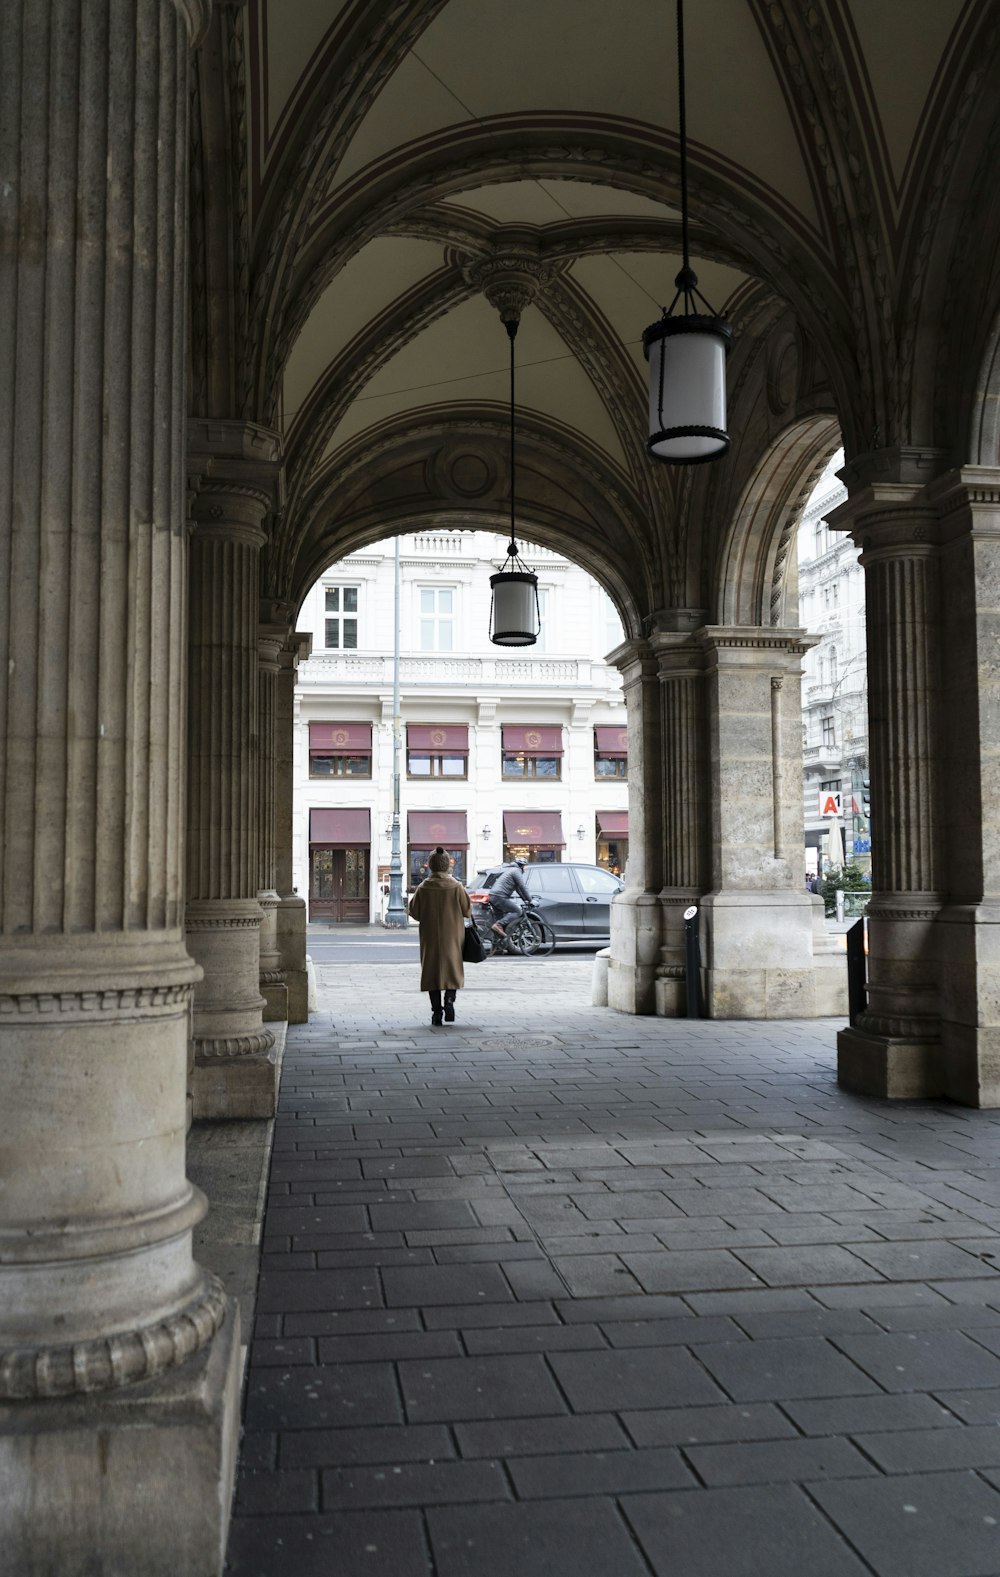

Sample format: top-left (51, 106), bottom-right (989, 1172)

top-left (261, 975), bottom-right (288, 1022)
top-left (277, 895), bottom-right (309, 1024)
top-left (0, 1298), bottom-right (240, 1577)
top-left (607, 891), bottom-right (661, 1014)
top-left (192, 1044), bottom-right (278, 1120)
top-left (837, 1024), bottom-right (943, 1099)
top-left (701, 889), bottom-right (828, 1018)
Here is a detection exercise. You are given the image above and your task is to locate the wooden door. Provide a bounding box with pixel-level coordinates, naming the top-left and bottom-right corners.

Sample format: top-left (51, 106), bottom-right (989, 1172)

top-left (309, 846), bottom-right (369, 921)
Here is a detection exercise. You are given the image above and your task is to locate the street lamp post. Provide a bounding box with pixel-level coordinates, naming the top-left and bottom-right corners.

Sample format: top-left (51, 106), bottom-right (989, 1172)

top-left (385, 534), bottom-right (407, 928)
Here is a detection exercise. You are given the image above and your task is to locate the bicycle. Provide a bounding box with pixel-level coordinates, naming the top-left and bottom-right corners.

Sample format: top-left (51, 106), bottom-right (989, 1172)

top-left (475, 904), bottom-right (556, 958)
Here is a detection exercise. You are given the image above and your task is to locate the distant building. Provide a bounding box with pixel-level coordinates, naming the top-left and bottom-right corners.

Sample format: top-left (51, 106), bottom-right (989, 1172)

top-left (293, 531), bottom-right (629, 921)
top-left (798, 453), bottom-right (870, 876)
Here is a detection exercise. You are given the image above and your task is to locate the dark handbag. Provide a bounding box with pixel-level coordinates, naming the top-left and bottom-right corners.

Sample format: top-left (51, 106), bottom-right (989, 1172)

top-left (462, 924), bottom-right (486, 964)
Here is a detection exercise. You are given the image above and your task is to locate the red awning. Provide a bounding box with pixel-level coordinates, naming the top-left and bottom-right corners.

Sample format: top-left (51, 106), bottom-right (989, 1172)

top-left (309, 722), bottom-right (372, 754)
top-left (310, 807), bottom-right (371, 844)
top-left (501, 726), bottom-right (563, 756)
top-left (594, 726), bottom-right (629, 758)
top-left (407, 811), bottom-right (468, 847)
top-left (596, 809), bottom-right (629, 836)
top-left (406, 725), bottom-right (469, 753)
top-left (503, 810), bottom-right (565, 847)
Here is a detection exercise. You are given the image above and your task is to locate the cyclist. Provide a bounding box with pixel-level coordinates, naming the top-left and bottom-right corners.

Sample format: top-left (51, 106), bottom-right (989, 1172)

top-left (488, 857), bottom-right (531, 938)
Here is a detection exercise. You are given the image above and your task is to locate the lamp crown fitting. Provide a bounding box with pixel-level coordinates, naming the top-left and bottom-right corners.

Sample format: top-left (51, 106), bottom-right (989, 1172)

top-left (465, 237), bottom-right (548, 326)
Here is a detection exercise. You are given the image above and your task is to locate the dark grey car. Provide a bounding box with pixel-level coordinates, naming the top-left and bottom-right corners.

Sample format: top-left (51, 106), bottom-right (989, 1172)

top-left (467, 863), bottom-right (624, 945)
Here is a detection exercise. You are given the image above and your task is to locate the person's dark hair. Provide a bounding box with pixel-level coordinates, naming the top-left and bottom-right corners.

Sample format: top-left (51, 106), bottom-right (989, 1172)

top-left (428, 846), bottom-right (450, 873)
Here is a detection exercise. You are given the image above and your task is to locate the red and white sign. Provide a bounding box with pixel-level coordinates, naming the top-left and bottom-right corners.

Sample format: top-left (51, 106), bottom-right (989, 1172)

top-left (819, 791), bottom-right (842, 817)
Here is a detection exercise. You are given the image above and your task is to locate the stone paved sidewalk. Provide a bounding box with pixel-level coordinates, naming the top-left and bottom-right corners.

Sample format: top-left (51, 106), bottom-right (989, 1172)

top-left (226, 958), bottom-right (1000, 1577)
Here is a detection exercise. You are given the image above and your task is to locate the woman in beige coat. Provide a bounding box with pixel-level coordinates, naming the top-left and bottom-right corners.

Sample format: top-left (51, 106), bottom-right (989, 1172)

top-left (408, 847), bottom-right (472, 1025)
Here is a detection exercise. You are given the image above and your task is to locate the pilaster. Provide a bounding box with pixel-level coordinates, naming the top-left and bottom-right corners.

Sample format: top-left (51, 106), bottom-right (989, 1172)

top-left (605, 639), bottom-right (662, 1013)
top-left (830, 470), bottom-right (947, 1098)
top-left (699, 626), bottom-right (826, 1017)
top-left (649, 625), bottom-right (709, 1015)
top-left (0, 2), bottom-right (239, 1570)
top-left (276, 632), bottom-right (312, 1022)
top-left (186, 419), bottom-right (281, 1118)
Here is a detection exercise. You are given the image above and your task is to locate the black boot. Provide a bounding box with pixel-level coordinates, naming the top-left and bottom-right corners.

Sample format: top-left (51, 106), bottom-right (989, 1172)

top-left (443, 990), bottom-right (456, 1023)
top-left (429, 990), bottom-right (443, 1026)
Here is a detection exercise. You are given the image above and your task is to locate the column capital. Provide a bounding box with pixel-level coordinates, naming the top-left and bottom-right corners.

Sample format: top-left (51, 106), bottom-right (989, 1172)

top-left (605, 637), bottom-right (657, 687)
top-left (697, 627), bottom-right (819, 667)
top-left (837, 445), bottom-right (951, 494)
top-left (927, 466), bottom-right (1000, 544)
top-left (278, 630), bottom-right (313, 673)
top-left (188, 418), bottom-right (284, 510)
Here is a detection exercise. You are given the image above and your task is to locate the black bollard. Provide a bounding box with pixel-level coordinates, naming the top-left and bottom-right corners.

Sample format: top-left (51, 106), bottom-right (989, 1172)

top-left (684, 905), bottom-right (701, 1019)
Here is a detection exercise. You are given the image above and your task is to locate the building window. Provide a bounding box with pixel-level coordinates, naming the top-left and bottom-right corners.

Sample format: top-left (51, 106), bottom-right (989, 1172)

top-left (822, 714), bottom-right (836, 747)
top-left (502, 753), bottom-right (561, 780)
top-left (406, 725), bottom-right (468, 779)
top-left (325, 585), bottom-right (358, 649)
top-left (594, 726), bottom-right (628, 779)
top-left (308, 723), bottom-right (372, 778)
top-left (410, 848), bottom-right (466, 886)
top-left (407, 753), bottom-right (467, 779)
top-left (419, 586), bottom-right (454, 651)
top-left (310, 753), bottom-right (371, 779)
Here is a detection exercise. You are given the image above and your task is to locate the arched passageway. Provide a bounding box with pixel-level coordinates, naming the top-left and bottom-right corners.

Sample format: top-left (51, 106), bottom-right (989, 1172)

top-left (5, 1), bottom-right (1000, 1567)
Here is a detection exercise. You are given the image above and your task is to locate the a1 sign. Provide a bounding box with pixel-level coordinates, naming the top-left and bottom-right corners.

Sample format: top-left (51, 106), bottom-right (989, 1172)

top-left (819, 791), bottom-right (842, 817)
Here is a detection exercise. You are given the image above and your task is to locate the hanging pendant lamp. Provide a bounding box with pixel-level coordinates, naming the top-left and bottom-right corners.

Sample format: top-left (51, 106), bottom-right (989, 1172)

top-left (490, 318), bottom-right (540, 646)
top-left (643, 0), bottom-right (732, 463)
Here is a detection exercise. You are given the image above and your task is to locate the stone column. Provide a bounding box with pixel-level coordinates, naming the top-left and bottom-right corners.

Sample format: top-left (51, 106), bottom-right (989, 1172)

top-left (276, 632), bottom-right (312, 1022)
top-left (649, 623), bottom-right (709, 1015)
top-left (0, 2), bottom-right (240, 1570)
top-left (699, 627), bottom-right (824, 1017)
top-left (186, 420), bottom-right (279, 1118)
top-left (606, 639), bottom-right (663, 1013)
top-left (258, 610), bottom-right (288, 1022)
top-left (833, 468), bottom-right (947, 1096)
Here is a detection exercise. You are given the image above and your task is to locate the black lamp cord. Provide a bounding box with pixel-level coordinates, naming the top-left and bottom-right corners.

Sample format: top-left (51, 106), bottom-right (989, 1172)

top-left (677, 0), bottom-right (690, 281)
top-left (505, 318), bottom-right (519, 559)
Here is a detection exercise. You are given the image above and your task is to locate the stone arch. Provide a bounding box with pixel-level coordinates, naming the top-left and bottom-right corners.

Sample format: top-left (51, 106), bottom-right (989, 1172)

top-left (275, 407), bottom-right (655, 642)
top-left (714, 414), bottom-right (841, 627)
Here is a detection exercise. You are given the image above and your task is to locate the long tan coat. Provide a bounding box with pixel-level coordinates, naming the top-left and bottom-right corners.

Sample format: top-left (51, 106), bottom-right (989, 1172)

top-left (408, 873), bottom-right (471, 991)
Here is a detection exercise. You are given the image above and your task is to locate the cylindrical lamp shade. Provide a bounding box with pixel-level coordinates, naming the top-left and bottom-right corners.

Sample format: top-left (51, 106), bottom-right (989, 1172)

top-left (643, 314), bottom-right (731, 462)
top-left (490, 569), bottom-right (540, 646)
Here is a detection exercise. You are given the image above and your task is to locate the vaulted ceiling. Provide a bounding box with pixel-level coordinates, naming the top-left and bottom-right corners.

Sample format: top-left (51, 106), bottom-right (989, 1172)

top-left (192, 1), bottom-right (1000, 620)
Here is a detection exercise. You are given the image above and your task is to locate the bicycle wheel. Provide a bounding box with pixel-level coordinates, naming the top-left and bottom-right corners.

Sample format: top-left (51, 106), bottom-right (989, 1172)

top-left (515, 914), bottom-right (556, 957)
top-left (475, 924), bottom-right (495, 958)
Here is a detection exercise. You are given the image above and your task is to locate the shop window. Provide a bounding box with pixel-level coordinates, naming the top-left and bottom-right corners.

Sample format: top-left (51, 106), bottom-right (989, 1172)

top-left (309, 753), bottom-right (371, 779)
top-left (409, 847), bottom-right (466, 887)
top-left (407, 753), bottom-right (467, 779)
top-left (502, 753), bottom-right (561, 780)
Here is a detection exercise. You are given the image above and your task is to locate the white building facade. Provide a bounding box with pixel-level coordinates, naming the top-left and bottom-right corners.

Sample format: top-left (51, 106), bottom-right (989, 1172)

top-left (797, 453), bottom-right (871, 877)
top-left (293, 531), bottom-right (629, 922)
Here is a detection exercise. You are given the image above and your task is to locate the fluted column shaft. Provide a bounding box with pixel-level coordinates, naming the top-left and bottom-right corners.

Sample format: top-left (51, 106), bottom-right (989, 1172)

top-left (0, 2), bottom-right (239, 1569)
top-left (832, 470), bottom-right (947, 1099)
top-left (257, 619), bottom-right (286, 1019)
top-left (276, 632), bottom-right (312, 1022)
top-left (186, 420), bottom-right (280, 1118)
top-left (647, 630), bottom-right (709, 1013)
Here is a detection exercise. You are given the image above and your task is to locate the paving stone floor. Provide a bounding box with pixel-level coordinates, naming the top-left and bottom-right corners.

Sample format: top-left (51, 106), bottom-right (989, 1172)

top-left (226, 957), bottom-right (1000, 1576)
